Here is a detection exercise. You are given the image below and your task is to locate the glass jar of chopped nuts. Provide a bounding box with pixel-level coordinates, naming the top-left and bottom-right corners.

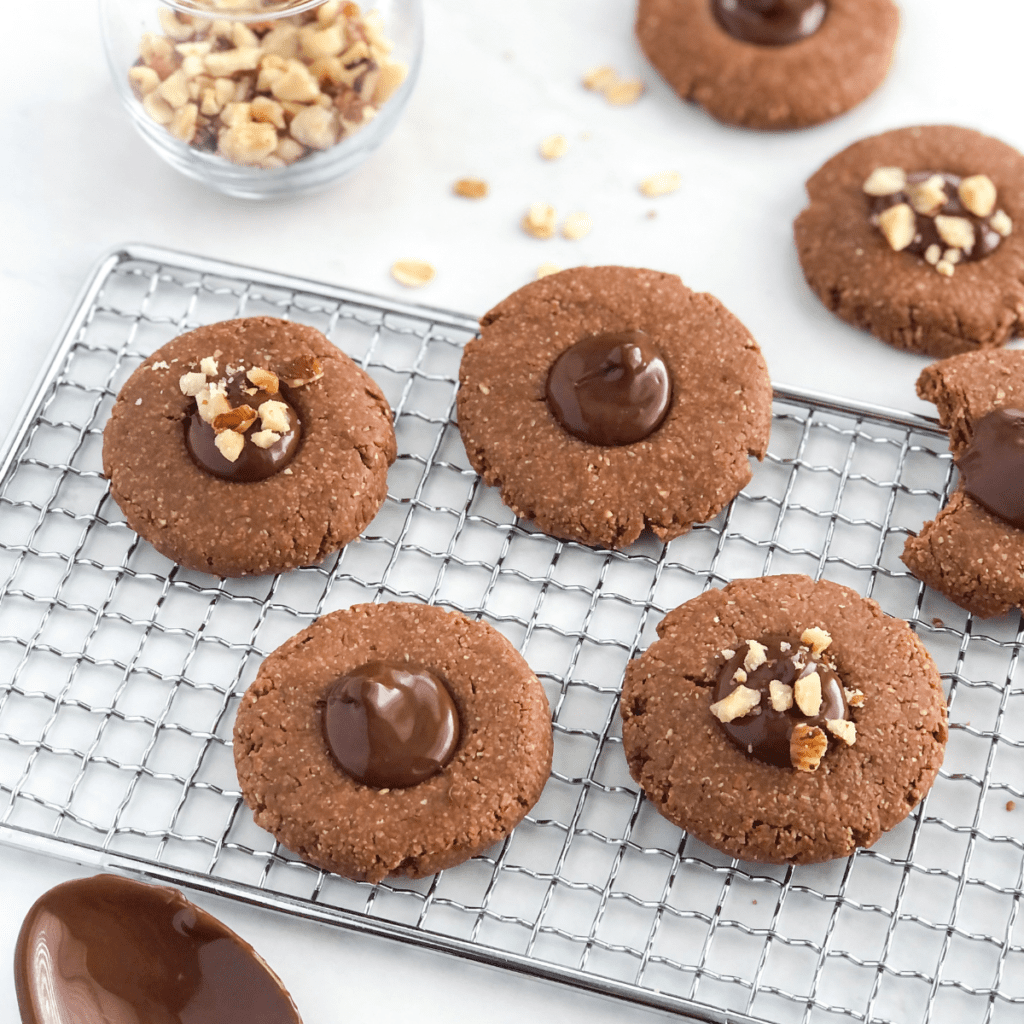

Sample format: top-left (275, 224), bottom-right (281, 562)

top-left (100, 0), bottom-right (422, 199)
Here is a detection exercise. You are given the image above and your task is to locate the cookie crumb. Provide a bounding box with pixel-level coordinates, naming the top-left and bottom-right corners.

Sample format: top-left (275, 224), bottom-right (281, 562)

top-left (453, 177), bottom-right (488, 199)
top-left (391, 259), bottom-right (436, 288)
top-left (150, 360), bottom-right (170, 370)
top-left (640, 171), bottom-right (681, 197)
top-left (709, 684), bottom-right (761, 723)
top-left (561, 212), bottom-right (592, 240)
top-left (522, 203), bottom-right (557, 239)
top-left (135, 398), bottom-right (142, 406)
top-left (535, 262), bottom-right (563, 280)
top-left (539, 134), bottom-right (568, 160)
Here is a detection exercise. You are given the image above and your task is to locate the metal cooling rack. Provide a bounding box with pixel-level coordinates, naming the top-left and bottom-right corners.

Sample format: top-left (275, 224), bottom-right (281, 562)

top-left (1, 243), bottom-right (1022, 1024)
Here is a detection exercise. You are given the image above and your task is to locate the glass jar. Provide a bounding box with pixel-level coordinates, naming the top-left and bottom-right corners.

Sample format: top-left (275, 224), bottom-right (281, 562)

top-left (100, 0), bottom-right (423, 200)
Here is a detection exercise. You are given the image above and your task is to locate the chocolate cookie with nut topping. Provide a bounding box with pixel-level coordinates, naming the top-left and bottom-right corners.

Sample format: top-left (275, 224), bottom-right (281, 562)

top-left (233, 602), bottom-right (553, 882)
top-left (102, 316), bottom-right (396, 577)
top-left (795, 125), bottom-right (1024, 356)
top-left (620, 575), bottom-right (947, 864)
top-left (457, 266), bottom-right (772, 550)
top-left (636, 0), bottom-right (898, 130)
top-left (902, 350), bottom-right (1024, 617)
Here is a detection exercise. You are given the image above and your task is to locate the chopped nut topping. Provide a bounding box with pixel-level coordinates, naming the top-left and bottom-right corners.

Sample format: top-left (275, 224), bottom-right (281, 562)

top-left (391, 258), bottom-right (436, 288)
top-left (278, 355), bottom-right (324, 387)
top-left (936, 259), bottom-right (955, 277)
top-left (958, 175), bottom-right (997, 218)
top-left (720, 648), bottom-right (736, 660)
top-left (640, 171), bottom-right (681, 198)
top-left (197, 382), bottom-right (231, 424)
top-left (769, 680), bottom-right (794, 712)
top-left (522, 203), bottom-right (557, 240)
top-left (709, 684), bottom-right (761, 724)
top-left (790, 723), bottom-right (828, 772)
top-left (200, 356), bottom-right (219, 377)
top-left (250, 429), bottom-right (282, 449)
top-left (826, 718), bottom-right (857, 745)
top-left (179, 371), bottom-right (207, 397)
top-left (944, 248), bottom-right (961, 265)
top-left (924, 243), bottom-right (941, 266)
top-left (540, 134), bottom-right (568, 160)
top-left (878, 203), bottom-right (916, 252)
top-left (247, 366), bottom-right (280, 394)
top-left (862, 166), bottom-right (907, 197)
top-left (259, 399), bottom-right (291, 434)
top-left (907, 174), bottom-right (947, 215)
top-left (213, 406), bottom-right (257, 433)
top-left (844, 687), bottom-right (866, 707)
top-left (535, 262), bottom-right (563, 280)
top-left (743, 640), bottom-right (768, 672)
top-left (214, 429), bottom-right (244, 462)
top-left (453, 177), bottom-right (488, 199)
top-left (800, 627), bottom-right (832, 655)
top-left (562, 212), bottom-right (593, 240)
top-left (733, 668), bottom-right (748, 684)
top-left (935, 215), bottom-right (976, 251)
top-left (794, 671), bottom-right (823, 717)
top-left (991, 210), bottom-right (1013, 237)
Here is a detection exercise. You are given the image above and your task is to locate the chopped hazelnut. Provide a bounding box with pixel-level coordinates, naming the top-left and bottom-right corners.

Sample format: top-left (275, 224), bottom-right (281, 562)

top-left (289, 105), bottom-right (338, 149)
top-left (768, 680), bottom-right (794, 712)
top-left (605, 79), bottom-right (644, 105)
top-left (844, 688), bottom-right (866, 707)
top-left (709, 685), bottom-right (761, 724)
top-left (391, 258), bottom-right (436, 288)
top-left (640, 171), bottom-right (682, 197)
top-left (200, 356), bottom-right (219, 377)
top-left (129, 66), bottom-right (161, 98)
top-left (794, 671), bottom-right (823, 717)
top-left (826, 719), bottom-right (857, 745)
top-left (197, 382), bottom-right (231, 423)
top-left (907, 174), bottom-right (947, 215)
top-left (250, 429), bottom-right (282, 449)
top-left (453, 178), bottom-right (489, 199)
top-left (300, 23), bottom-right (345, 61)
top-left (271, 59), bottom-right (322, 103)
top-left (157, 8), bottom-right (196, 43)
top-left (936, 259), bottom-right (956, 277)
top-left (540, 134), bottom-right (568, 160)
top-left (220, 122), bottom-right (279, 164)
top-left (247, 366), bottom-right (280, 393)
top-left (157, 69), bottom-right (191, 109)
top-left (214, 429), bottom-right (244, 462)
top-left (991, 210), bottom-right (1013, 237)
top-left (561, 212), bottom-right (593, 240)
top-left (374, 61), bottom-right (407, 104)
top-left (258, 399), bottom-right (291, 434)
top-left (862, 166), bottom-right (907, 197)
top-left (262, 23), bottom-right (300, 60)
top-left (205, 47), bottom-right (262, 78)
top-left (179, 371), bottom-right (207, 396)
top-left (877, 204), bottom-right (916, 252)
top-left (733, 668), bottom-right (748, 684)
top-left (278, 355), bottom-right (324, 388)
top-left (251, 96), bottom-right (287, 130)
top-left (522, 203), bottom-right (557, 240)
top-left (800, 627), bottom-right (832, 654)
top-left (935, 215), bottom-right (976, 251)
top-left (924, 244), bottom-right (941, 266)
top-left (143, 91), bottom-right (175, 126)
top-left (535, 262), bottom-right (563, 280)
top-left (169, 103), bottom-right (199, 142)
top-left (213, 406), bottom-right (257, 433)
top-left (743, 640), bottom-right (768, 672)
top-left (958, 175), bottom-right (997, 218)
top-left (720, 649), bottom-right (736, 660)
top-left (790, 723), bottom-right (828, 772)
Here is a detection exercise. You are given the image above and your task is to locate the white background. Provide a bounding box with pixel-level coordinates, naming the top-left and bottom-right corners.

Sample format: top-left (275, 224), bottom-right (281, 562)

top-left (2, 1), bottom-right (1023, 1021)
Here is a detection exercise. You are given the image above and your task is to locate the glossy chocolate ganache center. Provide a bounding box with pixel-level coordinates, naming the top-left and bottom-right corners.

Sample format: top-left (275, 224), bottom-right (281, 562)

top-left (15, 874), bottom-right (302, 1024)
top-left (545, 330), bottom-right (672, 447)
top-left (711, 0), bottom-right (828, 46)
top-left (957, 407), bottom-right (1024, 529)
top-left (322, 660), bottom-right (461, 788)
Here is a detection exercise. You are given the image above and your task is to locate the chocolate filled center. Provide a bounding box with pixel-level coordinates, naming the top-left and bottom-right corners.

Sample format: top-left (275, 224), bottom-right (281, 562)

top-left (713, 636), bottom-right (848, 768)
top-left (185, 373), bottom-right (302, 482)
top-left (711, 0), bottom-right (827, 46)
top-left (322, 660), bottom-right (460, 788)
top-left (14, 874), bottom-right (301, 1024)
top-left (545, 331), bottom-right (672, 447)
top-left (957, 407), bottom-right (1024, 529)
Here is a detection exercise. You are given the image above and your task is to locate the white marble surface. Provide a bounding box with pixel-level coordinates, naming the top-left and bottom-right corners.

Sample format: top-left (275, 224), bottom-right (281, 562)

top-left (2, 1), bottom-right (1023, 1021)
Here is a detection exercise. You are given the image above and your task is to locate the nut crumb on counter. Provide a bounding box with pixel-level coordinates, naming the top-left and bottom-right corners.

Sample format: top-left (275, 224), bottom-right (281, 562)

top-left (453, 177), bottom-right (488, 199)
top-left (391, 259), bottom-right (435, 288)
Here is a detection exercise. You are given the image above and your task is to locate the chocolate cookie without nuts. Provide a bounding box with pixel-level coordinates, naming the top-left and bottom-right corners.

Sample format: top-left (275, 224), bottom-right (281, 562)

top-left (902, 350), bottom-right (1024, 618)
top-left (795, 126), bottom-right (1024, 356)
top-left (233, 603), bottom-right (553, 883)
top-left (457, 266), bottom-right (772, 549)
top-left (620, 575), bottom-right (947, 864)
top-left (103, 317), bottom-right (396, 577)
top-left (636, 0), bottom-right (898, 130)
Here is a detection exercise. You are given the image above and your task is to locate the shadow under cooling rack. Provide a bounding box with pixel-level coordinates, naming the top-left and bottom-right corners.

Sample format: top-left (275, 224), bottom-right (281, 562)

top-left (1, 244), bottom-right (1023, 1024)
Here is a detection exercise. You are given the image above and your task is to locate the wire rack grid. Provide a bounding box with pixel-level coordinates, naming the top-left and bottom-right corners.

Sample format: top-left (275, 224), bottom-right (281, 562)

top-left (1, 244), bottom-right (1022, 1024)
